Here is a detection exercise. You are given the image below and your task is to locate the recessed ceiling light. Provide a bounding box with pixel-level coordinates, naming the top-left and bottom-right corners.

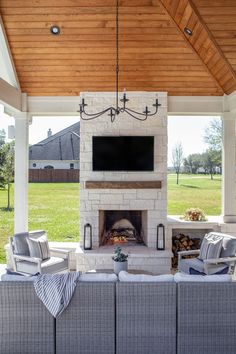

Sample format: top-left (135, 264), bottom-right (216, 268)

top-left (50, 25), bottom-right (60, 35)
top-left (184, 27), bottom-right (193, 36)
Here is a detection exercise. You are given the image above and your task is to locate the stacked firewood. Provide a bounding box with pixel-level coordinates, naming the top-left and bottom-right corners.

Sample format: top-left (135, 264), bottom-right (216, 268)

top-left (172, 233), bottom-right (202, 268)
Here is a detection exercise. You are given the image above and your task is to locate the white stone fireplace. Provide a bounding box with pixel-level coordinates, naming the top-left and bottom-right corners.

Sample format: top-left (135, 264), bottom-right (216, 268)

top-left (77, 92), bottom-right (172, 274)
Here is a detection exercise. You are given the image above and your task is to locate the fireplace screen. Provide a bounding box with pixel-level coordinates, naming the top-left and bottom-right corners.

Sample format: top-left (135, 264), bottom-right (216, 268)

top-left (100, 210), bottom-right (144, 246)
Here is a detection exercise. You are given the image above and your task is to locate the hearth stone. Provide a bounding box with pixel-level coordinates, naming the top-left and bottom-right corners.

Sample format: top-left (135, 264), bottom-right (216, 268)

top-left (75, 245), bottom-right (172, 275)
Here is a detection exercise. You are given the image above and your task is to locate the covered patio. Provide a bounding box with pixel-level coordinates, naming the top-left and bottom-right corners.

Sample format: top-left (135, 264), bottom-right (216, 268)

top-left (1, 1), bottom-right (236, 353)
top-left (1, 0), bottom-right (236, 237)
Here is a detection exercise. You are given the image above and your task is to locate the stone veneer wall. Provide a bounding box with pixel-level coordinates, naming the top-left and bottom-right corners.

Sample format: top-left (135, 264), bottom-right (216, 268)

top-left (80, 92), bottom-right (168, 249)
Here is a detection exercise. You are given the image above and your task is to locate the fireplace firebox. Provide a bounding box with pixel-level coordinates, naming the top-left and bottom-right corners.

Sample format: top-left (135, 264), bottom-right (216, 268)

top-left (99, 210), bottom-right (147, 246)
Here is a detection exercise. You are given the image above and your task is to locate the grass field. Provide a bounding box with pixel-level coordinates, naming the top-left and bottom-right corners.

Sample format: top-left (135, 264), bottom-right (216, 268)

top-left (0, 174), bottom-right (221, 263)
top-left (168, 173), bottom-right (221, 216)
top-left (0, 183), bottom-right (80, 263)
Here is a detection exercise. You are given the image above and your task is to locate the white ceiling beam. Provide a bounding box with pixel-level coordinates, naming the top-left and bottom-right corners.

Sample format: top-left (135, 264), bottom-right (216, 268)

top-left (0, 78), bottom-right (22, 112)
top-left (28, 95), bottom-right (225, 116)
top-left (168, 96), bottom-right (224, 115)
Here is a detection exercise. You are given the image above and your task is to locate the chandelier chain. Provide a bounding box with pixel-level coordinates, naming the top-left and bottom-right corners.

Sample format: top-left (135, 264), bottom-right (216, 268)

top-left (78, 0), bottom-right (161, 122)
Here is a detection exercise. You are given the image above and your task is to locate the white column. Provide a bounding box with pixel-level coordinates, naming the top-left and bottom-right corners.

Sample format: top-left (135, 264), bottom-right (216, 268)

top-left (222, 112), bottom-right (236, 222)
top-left (14, 112), bottom-right (29, 233)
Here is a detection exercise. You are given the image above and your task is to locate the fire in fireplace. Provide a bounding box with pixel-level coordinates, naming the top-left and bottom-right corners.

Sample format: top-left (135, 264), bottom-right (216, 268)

top-left (99, 210), bottom-right (145, 246)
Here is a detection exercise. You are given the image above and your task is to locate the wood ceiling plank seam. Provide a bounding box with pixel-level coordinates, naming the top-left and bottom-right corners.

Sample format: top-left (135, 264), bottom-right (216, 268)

top-left (191, 29), bottom-right (208, 52)
top-left (0, 0), bottom-right (155, 7)
top-left (186, 10), bottom-right (198, 30)
top-left (187, 22), bottom-right (203, 46)
top-left (166, 0), bottom-right (180, 17)
top-left (179, 3), bottom-right (193, 30)
top-left (174, 0), bottom-right (189, 24)
top-left (159, 0), bottom-right (236, 94)
top-left (193, 1), bottom-right (236, 7)
top-left (222, 77), bottom-right (236, 92)
top-left (191, 2), bottom-right (236, 91)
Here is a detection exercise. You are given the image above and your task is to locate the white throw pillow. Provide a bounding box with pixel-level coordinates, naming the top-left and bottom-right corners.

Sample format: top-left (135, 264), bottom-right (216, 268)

top-left (79, 273), bottom-right (118, 282)
top-left (119, 271), bottom-right (174, 282)
top-left (174, 272), bottom-right (232, 283)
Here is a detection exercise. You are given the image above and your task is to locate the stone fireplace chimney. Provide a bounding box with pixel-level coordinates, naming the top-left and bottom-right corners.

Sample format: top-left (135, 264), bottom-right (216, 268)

top-left (78, 92), bottom-right (172, 274)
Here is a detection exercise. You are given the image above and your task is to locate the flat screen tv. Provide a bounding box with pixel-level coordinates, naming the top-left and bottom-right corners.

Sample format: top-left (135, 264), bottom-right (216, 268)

top-left (92, 136), bottom-right (154, 171)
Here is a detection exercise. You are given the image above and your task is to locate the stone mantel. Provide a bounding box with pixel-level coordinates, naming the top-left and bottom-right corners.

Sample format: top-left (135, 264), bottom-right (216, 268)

top-left (85, 181), bottom-right (162, 189)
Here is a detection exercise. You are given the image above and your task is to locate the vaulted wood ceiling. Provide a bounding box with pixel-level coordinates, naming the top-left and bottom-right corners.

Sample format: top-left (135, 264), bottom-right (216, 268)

top-left (0, 0), bottom-right (236, 96)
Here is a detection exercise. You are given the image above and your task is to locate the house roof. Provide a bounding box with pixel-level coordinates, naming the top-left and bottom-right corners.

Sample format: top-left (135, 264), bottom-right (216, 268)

top-left (1, 0), bottom-right (236, 96)
top-left (29, 121), bottom-right (80, 161)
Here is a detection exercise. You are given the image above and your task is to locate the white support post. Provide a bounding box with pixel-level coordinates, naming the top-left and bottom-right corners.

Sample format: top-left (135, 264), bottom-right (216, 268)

top-left (222, 112), bottom-right (236, 222)
top-left (14, 112), bottom-right (29, 233)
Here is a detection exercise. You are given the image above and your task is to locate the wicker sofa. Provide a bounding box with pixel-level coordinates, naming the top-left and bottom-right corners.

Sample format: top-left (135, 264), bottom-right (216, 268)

top-left (0, 274), bottom-right (236, 354)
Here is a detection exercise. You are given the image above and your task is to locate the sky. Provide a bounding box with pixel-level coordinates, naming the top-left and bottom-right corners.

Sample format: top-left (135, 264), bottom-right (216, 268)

top-left (0, 104), bottom-right (220, 166)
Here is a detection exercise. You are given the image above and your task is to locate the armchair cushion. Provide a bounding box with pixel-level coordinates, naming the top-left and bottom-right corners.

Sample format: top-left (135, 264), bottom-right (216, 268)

top-left (178, 257), bottom-right (228, 275)
top-left (220, 234), bottom-right (236, 257)
top-left (27, 234), bottom-right (50, 260)
top-left (16, 257), bottom-right (68, 275)
top-left (13, 232), bottom-right (30, 256)
top-left (199, 233), bottom-right (223, 260)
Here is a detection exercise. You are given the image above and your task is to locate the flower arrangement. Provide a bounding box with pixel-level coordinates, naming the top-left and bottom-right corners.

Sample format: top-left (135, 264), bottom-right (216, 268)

top-left (112, 246), bottom-right (128, 262)
top-left (182, 207), bottom-right (207, 221)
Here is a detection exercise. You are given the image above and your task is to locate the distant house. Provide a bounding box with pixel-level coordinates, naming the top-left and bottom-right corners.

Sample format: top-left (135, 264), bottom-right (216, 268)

top-left (29, 122), bottom-right (80, 182)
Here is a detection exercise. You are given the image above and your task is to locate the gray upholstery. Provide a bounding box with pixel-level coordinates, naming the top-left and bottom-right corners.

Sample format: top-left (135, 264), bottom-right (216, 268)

top-left (178, 232), bottom-right (236, 275)
top-left (13, 230), bottom-right (46, 256)
top-left (178, 282), bottom-right (236, 354)
top-left (0, 282), bottom-right (54, 354)
top-left (178, 257), bottom-right (227, 275)
top-left (9, 233), bottom-right (70, 275)
top-left (56, 282), bottom-right (116, 354)
top-left (16, 257), bottom-right (68, 274)
top-left (116, 282), bottom-right (176, 354)
top-left (27, 234), bottom-right (50, 260)
top-left (220, 234), bottom-right (236, 257)
top-left (13, 232), bottom-right (30, 256)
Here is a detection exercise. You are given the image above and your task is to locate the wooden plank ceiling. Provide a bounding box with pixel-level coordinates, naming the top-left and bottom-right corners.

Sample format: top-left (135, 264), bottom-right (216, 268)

top-left (0, 0), bottom-right (236, 96)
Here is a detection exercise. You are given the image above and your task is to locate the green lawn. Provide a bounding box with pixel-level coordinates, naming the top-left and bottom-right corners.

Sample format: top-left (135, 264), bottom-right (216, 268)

top-left (168, 173), bottom-right (221, 216)
top-left (0, 175), bottom-right (221, 263)
top-left (0, 183), bottom-right (80, 263)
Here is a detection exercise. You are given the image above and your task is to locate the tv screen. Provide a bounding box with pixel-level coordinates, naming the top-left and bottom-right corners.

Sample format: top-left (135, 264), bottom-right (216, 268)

top-left (92, 136), bottom-right (154, 171)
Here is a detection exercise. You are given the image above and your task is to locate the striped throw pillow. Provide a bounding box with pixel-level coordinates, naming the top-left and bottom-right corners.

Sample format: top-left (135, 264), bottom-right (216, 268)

top-left (199, 233), bottom-right (223, 260)
top-left (26, 234), bottom-right (50, 260)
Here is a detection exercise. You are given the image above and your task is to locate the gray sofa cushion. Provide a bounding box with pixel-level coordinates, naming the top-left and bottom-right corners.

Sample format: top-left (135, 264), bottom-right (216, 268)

top-left (174, 272), bottom-right (232, 282)
top-left (13, 232), bottom-right (30, 256)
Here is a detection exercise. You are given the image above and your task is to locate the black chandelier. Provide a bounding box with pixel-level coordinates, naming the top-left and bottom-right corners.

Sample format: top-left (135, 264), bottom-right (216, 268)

top-left (79, 0), bottom-right (161, 122)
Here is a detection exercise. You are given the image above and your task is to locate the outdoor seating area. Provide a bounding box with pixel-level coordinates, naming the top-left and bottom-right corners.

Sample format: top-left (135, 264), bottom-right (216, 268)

top-left (0, 271), bottom-right (236, 354)
top-left (2, 0), bottom-right (236, 353)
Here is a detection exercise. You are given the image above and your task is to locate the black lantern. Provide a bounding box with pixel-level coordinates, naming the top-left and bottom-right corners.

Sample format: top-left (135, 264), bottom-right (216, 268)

top-left (84, 223), bottom-right (92, 250)
top-left (157, 223), bottom-right (165, 250)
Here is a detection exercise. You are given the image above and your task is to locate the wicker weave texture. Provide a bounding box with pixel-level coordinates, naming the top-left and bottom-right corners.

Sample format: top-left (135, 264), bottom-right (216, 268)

top-left (116, 282), bottom-right (176, 354)
top-left (178, 282), bottom-right (236, 354)
top-left (0, 282), bottom-right (55, 354)
top-left (56, 282), bottom-right (116, 354)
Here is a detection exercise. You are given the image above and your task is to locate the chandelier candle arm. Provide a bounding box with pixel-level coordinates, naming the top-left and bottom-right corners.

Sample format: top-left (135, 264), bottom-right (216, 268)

top-left (78, 0), bottom-right (161, 122)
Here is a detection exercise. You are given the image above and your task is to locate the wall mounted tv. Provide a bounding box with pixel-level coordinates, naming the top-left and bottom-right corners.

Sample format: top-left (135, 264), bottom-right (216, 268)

top-left (92, 136), bottom-right (154, 171)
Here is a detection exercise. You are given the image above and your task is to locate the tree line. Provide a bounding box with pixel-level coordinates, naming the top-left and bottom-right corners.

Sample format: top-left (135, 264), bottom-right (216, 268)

top-left (172, 118), bottom-right (222, 184)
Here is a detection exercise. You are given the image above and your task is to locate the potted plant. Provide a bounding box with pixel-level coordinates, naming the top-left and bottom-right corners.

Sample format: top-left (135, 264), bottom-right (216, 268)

top-left (112, 246), bottom-right (128, 274)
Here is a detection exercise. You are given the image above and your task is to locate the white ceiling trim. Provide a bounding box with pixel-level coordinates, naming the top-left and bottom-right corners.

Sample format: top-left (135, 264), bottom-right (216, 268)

top-left (0, 16), bottom-right (20, 89)
top-left (27, 95), bottom-right (224, 116)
